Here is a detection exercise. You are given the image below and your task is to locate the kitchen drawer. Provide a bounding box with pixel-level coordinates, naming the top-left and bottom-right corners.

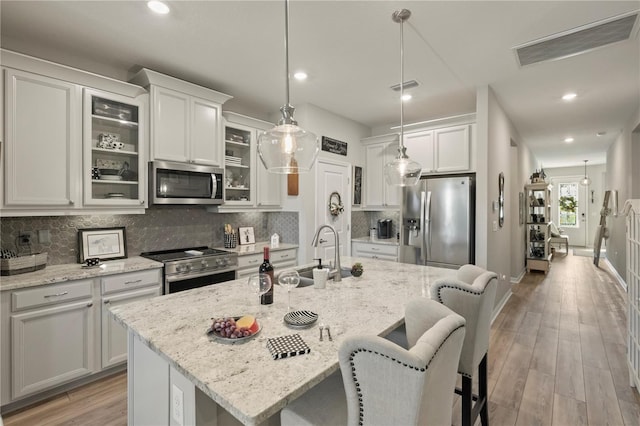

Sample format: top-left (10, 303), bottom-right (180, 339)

top-left (12, 279), bottom-right (93, 312)
top-left (271, 249), bottom-right (296, 264)
top-left (237, 253), bottom-right (263, 269)
top-left (352, 242), bottom-right (398, 257)
top-left (101, 269), bottom-right (162, 295)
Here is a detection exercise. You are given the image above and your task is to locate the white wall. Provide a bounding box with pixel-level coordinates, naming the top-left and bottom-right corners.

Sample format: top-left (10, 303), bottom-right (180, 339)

top-left (279, 103), bottom-right (370, 263)
top-left (606, 105), bottom-right (640, 279)
top-left (476, 86), bottom-right (528, 309)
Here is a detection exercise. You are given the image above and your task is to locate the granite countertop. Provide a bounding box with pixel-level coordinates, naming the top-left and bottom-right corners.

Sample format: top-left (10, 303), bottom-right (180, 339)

top-left (110, 256), bottom-right (455, 425)
top-left (0, 256), bottom-right (163, 292)
top-left (352, 236), bottom-right (400, 246)
top-left (217, 241), bottom-right (298, 256)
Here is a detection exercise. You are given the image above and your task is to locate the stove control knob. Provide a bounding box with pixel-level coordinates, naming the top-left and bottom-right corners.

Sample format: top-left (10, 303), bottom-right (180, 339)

top-left (201, 260), bottom-right (208, 268)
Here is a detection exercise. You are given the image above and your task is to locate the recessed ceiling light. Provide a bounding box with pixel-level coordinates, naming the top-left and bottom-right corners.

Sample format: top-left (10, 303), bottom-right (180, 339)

top-left (596, 131), bottom-right (607, 137)
top-left (402, 94), bottom-right (412, 101)
top-left (293, 72), bottom-right (307, 81)
top-left (562, 92), bottom-right (577, 101)
top-left (148, 1), bottom-right (170, 14)
top-left (564, 137), bottom-right (574, 143)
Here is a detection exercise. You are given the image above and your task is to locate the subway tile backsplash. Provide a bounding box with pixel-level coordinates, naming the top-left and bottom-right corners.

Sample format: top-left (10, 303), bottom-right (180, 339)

top-left (0, 208), bottom-right (299, 265)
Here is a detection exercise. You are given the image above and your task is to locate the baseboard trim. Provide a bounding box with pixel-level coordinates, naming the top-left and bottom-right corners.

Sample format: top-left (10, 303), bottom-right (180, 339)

top-left (511, 267), bottom-right (526, 284)
top-left (604, 258), bottom-right (627, 292)
top-left (491, 289), bottom-right (512, 325)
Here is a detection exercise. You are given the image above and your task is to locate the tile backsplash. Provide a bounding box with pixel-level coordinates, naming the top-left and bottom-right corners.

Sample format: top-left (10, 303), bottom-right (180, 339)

top-left (0, 207), bottom-right (298, 265)
top-left (351, 210), bottom-right (400, 240)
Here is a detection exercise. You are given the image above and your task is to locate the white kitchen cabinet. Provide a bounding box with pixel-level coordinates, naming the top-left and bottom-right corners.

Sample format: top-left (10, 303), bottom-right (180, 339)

top-left (100, 269), bottom-right (162, 368)
top-left (235, 247), bottom-right (298, 279)
top-left (3, 68), bottom-right (81, 209)
top-left (361, 134), bottom-right (400, 209)
top-left (352, 241), bottom-right (399, 262)
top-left (131, 69), bottom-right (232, 167)
top-left (83, 88), bottom-right (146, 207)
top-left (220, 112), bottom-right (282, 209)
top-left (2, 50), bottom-right (148, 216)
top-left (9, 280), bottom-right (96, 400)
top-left (403, 124), bottom-right (471, 175)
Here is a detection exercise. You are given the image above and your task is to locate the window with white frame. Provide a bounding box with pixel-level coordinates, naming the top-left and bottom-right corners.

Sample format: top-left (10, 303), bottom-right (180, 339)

top-left (558, 183), bottom-right (578, 228)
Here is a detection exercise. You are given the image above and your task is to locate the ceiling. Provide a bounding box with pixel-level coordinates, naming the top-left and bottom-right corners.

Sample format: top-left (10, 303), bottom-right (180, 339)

top-left (2, 1), bottom-right (639, 168)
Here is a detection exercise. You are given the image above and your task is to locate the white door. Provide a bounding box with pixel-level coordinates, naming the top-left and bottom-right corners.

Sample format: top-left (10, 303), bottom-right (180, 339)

top-left (551, 176), bottom-right (587, 247)
top-left (315, 160), bottom-right (351, 265)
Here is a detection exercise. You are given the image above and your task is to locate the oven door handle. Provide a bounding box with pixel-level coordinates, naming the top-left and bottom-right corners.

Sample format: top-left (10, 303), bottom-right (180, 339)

top-left (166, 269), bottom-right (235, 283)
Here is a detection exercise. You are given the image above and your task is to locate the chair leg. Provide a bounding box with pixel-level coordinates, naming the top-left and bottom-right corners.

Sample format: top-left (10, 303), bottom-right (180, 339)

top-left (461, 375), bottom-right (472, 426)
top-left (479, 354), bottom-right (489, 426)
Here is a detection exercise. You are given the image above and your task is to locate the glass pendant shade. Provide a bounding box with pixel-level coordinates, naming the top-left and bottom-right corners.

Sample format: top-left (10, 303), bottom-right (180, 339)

top-left (580, 160), bottom-right (591, 186)
top-left (258, 121), bottom-right (319, 173)
top-left (384, 148), bottom-right (421, 186)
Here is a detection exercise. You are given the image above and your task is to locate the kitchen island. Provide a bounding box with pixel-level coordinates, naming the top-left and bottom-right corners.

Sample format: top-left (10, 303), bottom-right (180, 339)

top-left (110, 257), bottom-right (455, 425)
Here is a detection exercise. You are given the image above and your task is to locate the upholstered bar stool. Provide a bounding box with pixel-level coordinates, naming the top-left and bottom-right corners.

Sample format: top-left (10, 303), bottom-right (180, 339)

top-left (281, 299), bottom-right (466, 426)
top-left (431, 264), bottom-right (497, 426)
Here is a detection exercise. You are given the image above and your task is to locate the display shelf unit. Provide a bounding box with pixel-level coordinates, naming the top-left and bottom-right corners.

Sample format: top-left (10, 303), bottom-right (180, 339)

top-left (625, 200), bottom-right (640, 391)
top-left (83, 89), bottom-right (145, 206)
top-left (525, 183), bottom-right (552, 274)
top-left (224, 126), bottom-right (253, 205)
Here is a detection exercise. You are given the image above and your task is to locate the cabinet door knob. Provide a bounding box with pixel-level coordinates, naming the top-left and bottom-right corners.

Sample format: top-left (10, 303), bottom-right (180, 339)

top-left (140, 200), bottom-right (145, 205)
top-left (69, 200), bottom-right (75, 205)
top-left (87, 303), bottom-right (93, 308)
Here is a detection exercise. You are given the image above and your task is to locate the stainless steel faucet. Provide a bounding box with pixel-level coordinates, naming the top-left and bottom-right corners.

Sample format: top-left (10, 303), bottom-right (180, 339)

top-left (311, 224), bottom-right (342, 282)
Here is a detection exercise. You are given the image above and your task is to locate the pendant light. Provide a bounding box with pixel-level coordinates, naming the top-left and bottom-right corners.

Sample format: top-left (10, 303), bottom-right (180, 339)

top-left (581, 159), bottom-right (591, 186)
top-left (257, 0), bottom-right (319, 174)
top-left (384, 9), bottom-right (422, 186)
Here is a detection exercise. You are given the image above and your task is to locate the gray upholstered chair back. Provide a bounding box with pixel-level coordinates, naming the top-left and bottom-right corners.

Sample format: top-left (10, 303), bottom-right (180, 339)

top-left (339, 299), bottom-right (465, 426)
top-left (430, 264), bottom-right (497, 377)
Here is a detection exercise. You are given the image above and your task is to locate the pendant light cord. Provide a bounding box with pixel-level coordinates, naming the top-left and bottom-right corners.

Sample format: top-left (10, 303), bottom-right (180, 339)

top-left (399, 16), bottom-right (405, 151)
top-left (284, 0), bottom-right (290, 107)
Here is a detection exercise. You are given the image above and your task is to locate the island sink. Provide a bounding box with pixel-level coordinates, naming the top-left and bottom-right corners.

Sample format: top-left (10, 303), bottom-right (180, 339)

top-left (295, 265), bottom-right (352, 286)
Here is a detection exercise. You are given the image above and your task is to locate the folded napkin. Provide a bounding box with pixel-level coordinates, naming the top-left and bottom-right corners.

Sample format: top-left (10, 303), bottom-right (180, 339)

top-left (267, 334), bottom-right (310, 360)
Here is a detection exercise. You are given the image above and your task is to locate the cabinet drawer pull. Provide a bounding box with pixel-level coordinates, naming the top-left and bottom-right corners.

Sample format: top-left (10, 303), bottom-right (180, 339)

top-left (371, 247), bottom-right (380, 251)
top-left (124, 279), bottom-right (142, 285)
top-left (104, 300), bottom-right (110, 304)
top-left (280, 254), bottom-right (289, 258)
top-left (248, 259), bottom-right (259, 264)
top-left (87, 303), bottom-right (93, 308)
top-left (44, 291), bottom-right (68, 298)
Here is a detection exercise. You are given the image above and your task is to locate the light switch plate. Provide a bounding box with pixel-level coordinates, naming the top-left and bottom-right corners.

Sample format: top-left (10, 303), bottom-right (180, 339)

top-left (172, 384), bottom-right (184, 426)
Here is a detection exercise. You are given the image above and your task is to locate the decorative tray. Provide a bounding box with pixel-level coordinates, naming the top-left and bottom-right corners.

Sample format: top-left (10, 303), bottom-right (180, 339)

top-left (284, 310), bottom-right (318, 329)
top-left (206, 316), bottom-right (261, 344)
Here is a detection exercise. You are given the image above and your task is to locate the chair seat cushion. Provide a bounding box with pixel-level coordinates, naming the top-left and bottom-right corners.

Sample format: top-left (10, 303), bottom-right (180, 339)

top-left (281, 371), bottom-right (347, 425)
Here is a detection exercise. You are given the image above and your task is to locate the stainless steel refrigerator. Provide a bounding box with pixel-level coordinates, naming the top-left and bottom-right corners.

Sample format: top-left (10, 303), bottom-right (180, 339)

top-left (400, 175), bottom-right (475, 268)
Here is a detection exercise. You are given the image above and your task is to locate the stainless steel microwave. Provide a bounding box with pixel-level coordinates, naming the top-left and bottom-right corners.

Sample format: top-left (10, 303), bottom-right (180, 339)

top-left (149, 161), bottom-right (224, 205)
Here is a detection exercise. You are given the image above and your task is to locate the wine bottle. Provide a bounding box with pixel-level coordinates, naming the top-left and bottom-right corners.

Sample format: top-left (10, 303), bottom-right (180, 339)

top-left (259, 246), bottom-right (274, 305)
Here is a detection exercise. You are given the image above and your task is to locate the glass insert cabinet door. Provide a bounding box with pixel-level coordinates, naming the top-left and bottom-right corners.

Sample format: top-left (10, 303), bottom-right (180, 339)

top-left (83, 89), bottom-right (145, 206)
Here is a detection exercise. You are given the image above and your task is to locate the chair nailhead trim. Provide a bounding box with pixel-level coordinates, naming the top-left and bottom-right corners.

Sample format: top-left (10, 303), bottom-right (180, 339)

top-left (434, 281), bottom-right (492, 303)
top-left (348, 324), bottom-right (465, 425)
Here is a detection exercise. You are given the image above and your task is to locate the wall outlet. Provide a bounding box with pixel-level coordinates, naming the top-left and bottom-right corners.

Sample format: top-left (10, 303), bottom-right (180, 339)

top-left (172, 384), bottom-right (184, 426)
top-left (38, 230), bottom-right (51, 244)
top-left (18, 231), bottom-right (34, 245)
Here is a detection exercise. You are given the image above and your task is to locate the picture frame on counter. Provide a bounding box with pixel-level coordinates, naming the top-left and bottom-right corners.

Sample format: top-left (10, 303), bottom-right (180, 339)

top-left (77, 226), bottom-right (128, 263)
top-left (239, 226), bottom-right (256, 245)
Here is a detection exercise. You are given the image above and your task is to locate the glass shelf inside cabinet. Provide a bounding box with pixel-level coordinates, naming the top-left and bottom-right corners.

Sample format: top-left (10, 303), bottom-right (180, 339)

top-left (90, 95), bottom-right (140, 202)
top-left (224, 125), bottom-right (252, 203)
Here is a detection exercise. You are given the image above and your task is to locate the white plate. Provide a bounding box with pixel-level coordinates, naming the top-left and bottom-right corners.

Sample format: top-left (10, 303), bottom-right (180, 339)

top-left (100, 175), bottom-right (122, 181)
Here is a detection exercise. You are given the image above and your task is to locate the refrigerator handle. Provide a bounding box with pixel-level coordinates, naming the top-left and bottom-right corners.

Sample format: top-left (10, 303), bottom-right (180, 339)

top-left (422, 191), bottom-right (432, 264)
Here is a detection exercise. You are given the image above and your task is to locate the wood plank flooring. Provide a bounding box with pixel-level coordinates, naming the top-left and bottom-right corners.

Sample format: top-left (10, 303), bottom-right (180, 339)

top-left (3, 251), bottom-right (640, 425)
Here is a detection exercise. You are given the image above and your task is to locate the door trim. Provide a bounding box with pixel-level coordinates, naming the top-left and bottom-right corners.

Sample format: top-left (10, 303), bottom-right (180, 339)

top-left (315, 158), bottom-right (352, 256)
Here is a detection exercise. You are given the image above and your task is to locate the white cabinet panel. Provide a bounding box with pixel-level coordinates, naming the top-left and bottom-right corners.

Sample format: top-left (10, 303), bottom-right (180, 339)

top-left (152, 86), bottom-right (190, 163)
top-left (11, 300), bottom-right (95, 399)
top-left (4, 69), bottom-right (80, 207)
top-left (102, 286), bottom-right (160, 368)
top-left (434, 125), bottom-right (470, 172)
top-left (191, 97), bottom-right (222, 167)
top-left (363, 141), bottom-right (399, 208)
top-left (403, 130), bottom-right (434, 174)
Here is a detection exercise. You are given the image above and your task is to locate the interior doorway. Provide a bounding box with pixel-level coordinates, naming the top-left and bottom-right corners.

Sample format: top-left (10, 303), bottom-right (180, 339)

top-left (314, 159), bottom-right (351, 262)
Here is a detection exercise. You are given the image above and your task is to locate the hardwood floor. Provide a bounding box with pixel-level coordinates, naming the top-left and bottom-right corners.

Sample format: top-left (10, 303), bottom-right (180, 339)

top-left (3, 251), bottom-right (640, 425)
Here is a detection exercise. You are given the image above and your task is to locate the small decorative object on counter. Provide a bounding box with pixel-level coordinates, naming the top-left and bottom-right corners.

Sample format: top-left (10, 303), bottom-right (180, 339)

top-left (270, 233), bottom-right (280, 248)
top-left (351, 262), bottom-right (363, 277)
top-left (259, 246), bottom-right (274, 305)
top-left (1, 252), bottom-right (48, 276)
top-left (85, 257), bottom-right (101, 267)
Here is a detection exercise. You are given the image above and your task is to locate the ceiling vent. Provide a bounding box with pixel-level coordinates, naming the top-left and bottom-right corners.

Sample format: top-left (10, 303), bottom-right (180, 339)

top-left (390, 80), bottom-right (419, 91)
top-left (514, 11), bottom-right (639, 67)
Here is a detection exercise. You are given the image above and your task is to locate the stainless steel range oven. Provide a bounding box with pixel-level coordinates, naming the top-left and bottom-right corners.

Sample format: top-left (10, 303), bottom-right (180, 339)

top-left (140, 247), bottom-right (238, 294)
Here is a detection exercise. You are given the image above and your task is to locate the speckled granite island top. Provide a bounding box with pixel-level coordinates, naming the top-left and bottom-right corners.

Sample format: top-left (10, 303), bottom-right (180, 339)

top-left (110, 257), bottom-right (455, 425)
top-left (0, 257), bottom-right (163, 292)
